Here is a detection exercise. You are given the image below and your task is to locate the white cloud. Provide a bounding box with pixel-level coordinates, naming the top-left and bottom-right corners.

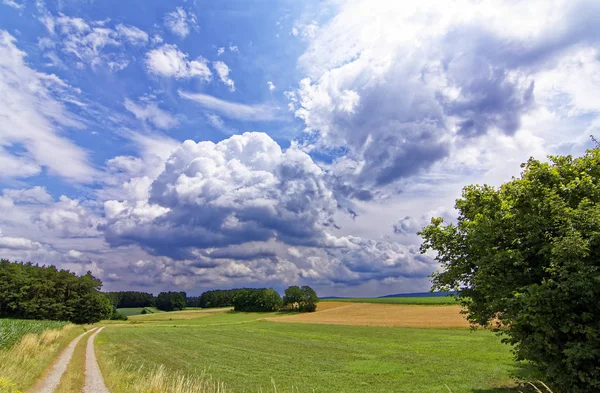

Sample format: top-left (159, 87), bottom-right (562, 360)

top-left (229, 45), bottom-right (239, 53)
top-left (179, 91), bottom-right (279, 121)
top-left (164, 7), bottom-right (197, 38)
top-left (124, 98), bottom-right (179, 130)
top-left (213, 61), bottom-right (235, 91)
top-left (146, 44), bottom-right (211, 80)
top-left (291, 21), bottom-right (319, 39)
top-left (104, 132), bottom-right (338, 256)
top-left (115, 24), bottom-right (149, 45)
top-left (0, 31), bottom-right (96, 182)
top-left (2, 0), bottom-right (23, 9)
top-left (217, 47), bottom-right (225, 56)
top-left (0, 236), bottom-right (43, 250)
top-left (267, 81), bottom-right (276, 91)
top-left (3, 187), bottom-right (53, 204)
top-left (37, 196), bottom-right (102, 238)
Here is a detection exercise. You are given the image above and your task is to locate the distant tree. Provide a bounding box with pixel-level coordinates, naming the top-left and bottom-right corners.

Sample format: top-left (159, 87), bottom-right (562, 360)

top-left (198, 289), bottom-right (245, 308)
top-left (104, 291), bottom-right (155, 308)
top-left (141, 308), bottom-right (148, 315)
top-left (283, 285), bottom-right (318, 312)
top-left (155, 291), bottom-right (186, 311)
top-left (419, 148), bottom-right (600, 392)
top-left (232, 288), bottom-right (281, 312)
top-left (282, 286), bottom-right (304, 310)
top-left (300, 286), bottom-right (318, 312)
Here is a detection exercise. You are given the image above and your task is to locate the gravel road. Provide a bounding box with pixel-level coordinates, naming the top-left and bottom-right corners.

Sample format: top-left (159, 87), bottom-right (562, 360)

top-left (31, 327), bottom-right (97, 393)
top-left (83, 327), bottom-right (110, 393)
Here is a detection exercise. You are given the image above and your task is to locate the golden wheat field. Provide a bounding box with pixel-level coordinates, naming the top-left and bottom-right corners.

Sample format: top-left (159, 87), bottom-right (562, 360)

top-left (267, 302), bottom-right (470, 328)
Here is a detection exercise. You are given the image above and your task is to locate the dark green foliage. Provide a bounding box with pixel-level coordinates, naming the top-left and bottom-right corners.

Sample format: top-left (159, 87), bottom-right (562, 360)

top-left (197, 289), bottom-right (244, 308)
top-left (420, 148), bottom-right (600, 393)
top-left (105, 291), bottom-right (155, 308)
top-left (185, 296), bottom-right (202, 307)
top-left (140, 308), bottom-right (148, 315)
top-left (0, 260), bottom-right (112, 324)
top-left (109, 308), bottom-right (128, 321)
top-left (155, 291), bottom-right (186, 311)
top-left (283, 285), bottom-right (318, 312)
top-left (232, 288), bottom-right (282, 312)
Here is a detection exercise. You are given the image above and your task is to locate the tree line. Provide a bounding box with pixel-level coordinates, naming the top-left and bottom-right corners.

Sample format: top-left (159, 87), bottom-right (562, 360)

top-left (1, 258), bottom-right (320, 324)
top-left (183, 286), bottom-right (319, 312)
top-left (105, 291), bottom-right (155, 308)
top-left (0, 260), bottom-right (113, 324)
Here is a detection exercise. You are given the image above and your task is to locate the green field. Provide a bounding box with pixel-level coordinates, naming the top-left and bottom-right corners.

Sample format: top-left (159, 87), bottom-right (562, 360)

top-left (0, 318), bottom-right (68, 349)
top-left (116, 307), bottom-right (167, 316)
top-left (97, 310), bottom-right (516, 393)
top-left (320, 296), bottom-right (457, 305)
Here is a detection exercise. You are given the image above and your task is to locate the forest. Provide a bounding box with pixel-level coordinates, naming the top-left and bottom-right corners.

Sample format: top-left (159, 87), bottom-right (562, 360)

top-left (0, 260), bottom-right (112, 323)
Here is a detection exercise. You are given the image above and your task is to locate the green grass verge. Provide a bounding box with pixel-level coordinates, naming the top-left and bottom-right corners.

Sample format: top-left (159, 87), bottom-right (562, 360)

top-left (0, 318), bottom-right (68, 349)
top-left (97, 310), bottom-right (516, 393)
top-left (320, 296), bottom-right (457, 305)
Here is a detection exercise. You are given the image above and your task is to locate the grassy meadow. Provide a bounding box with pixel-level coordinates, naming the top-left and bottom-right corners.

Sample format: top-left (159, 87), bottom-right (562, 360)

top-left (97, 308), bottom-right (517, 393)
top-left (320, 296), bottom-right (457, 305)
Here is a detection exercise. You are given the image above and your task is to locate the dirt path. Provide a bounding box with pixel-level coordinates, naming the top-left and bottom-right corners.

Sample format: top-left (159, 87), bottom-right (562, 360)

top-left (83, 327), bottom-right (110, 393)
top-left (30, 328), bottom-right (97, 393)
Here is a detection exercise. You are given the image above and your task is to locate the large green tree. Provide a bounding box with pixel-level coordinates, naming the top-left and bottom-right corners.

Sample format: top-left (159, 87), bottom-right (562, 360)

top-left (419, 148), bottom-right (600, 392)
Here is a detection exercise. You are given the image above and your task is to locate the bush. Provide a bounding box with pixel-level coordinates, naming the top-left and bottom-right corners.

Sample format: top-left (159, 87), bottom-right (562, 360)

top-left (109, 310), bottom-right (128, 321)
top-left (140, 308), bottom-right (147, 315)
top-left (420, 147), bottom-right (600, 392)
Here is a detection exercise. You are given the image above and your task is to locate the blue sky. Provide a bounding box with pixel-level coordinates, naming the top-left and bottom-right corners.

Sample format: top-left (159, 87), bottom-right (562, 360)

top-left (0, 0), bottom-right (599, 296)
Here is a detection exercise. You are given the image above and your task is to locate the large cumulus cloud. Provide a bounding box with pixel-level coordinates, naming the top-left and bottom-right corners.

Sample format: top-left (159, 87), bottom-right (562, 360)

top-left (104, 132), bottom-right (339, 258)
top-left (101, 132), bottom-right (439, 290)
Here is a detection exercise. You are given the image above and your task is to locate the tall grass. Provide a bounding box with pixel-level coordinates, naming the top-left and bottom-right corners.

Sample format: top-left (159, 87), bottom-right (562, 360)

top-left (0, 319), bottom-right (68, 349)
top-left (0, 322), bottom-right (82, 391)
top-left (100, 357), bottom-right (228, 393)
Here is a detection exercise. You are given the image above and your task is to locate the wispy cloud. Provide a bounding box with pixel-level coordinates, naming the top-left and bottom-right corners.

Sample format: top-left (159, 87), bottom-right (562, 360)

top-left (124, 99), bottom-right (179, 130)
top-left (164, 7), bottom-right (197, 38)
top-left (146, 44), bottom-right (211, 80)
top-left (213, 61), bottom-right (235, 91)
top-left (179, 91), bottom-right (279, 121)
top-left (0, 31), bottom-right (97, 182)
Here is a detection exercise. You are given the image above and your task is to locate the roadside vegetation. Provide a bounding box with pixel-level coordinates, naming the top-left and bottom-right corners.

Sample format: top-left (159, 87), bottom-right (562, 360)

top-left (0, 320), bottom-right (85, 391)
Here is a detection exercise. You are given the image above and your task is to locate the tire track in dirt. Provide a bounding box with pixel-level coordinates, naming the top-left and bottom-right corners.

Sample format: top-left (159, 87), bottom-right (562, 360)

top-left (83, 327), bottom-right (110, 393)
top-left (30, 327), bottom-right (97, 393)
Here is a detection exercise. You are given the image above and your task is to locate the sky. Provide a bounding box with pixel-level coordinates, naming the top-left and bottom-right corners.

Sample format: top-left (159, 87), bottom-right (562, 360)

top-left (0, 0), bottom-right (599, 297)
